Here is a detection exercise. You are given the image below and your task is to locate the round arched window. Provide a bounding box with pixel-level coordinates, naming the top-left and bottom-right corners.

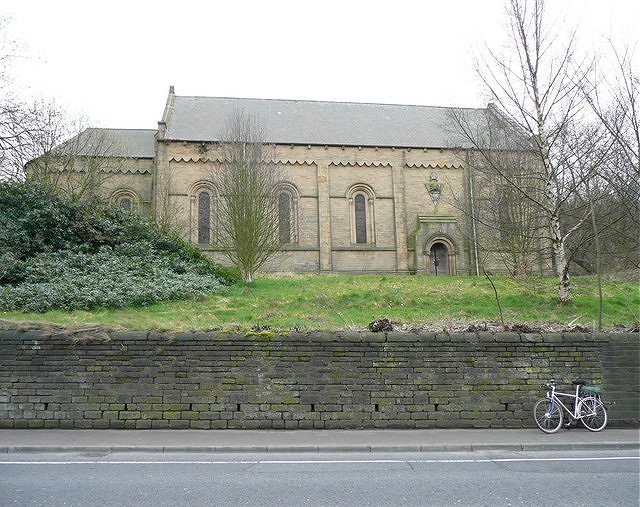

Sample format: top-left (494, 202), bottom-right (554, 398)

top-left (119, 197), bottom-right (133, 213)
top-left (354, 194), bottom-right (367, 244)
top-left (198, 191), bottom-right (211, 244)
top-left (278, 192), bottom-right (291, 244)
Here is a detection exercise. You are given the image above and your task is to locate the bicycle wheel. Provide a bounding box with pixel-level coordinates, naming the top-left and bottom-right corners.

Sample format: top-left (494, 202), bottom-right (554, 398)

top-left (578, 396), bottom-right (608, 432)
top-left (533, 398), bottom-right (563, 433)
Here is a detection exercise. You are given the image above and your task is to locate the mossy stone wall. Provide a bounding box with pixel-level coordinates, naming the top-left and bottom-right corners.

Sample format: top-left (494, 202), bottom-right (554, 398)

top-left (0, 329), bottom-right (637, 429)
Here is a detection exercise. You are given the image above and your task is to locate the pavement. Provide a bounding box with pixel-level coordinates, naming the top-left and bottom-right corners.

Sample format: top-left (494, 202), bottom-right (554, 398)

top-left (0, 428), bottom-right (638, 454)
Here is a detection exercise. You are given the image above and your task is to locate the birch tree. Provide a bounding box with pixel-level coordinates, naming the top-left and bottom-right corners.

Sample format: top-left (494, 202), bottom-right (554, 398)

top-left (469, 0), bottom-right (595, 302)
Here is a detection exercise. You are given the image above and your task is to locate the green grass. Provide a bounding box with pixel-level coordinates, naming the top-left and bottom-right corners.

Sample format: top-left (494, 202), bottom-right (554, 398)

top-left (1, 274), bottom-right (638, 331)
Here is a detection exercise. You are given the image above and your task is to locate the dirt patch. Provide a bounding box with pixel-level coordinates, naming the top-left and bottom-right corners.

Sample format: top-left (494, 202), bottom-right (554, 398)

top-left (1, 318), bottom-right (638, 334)
top-left (368, 318), bottom-right (393, 332)
top-left (391, 320), bottom-right (639, 334)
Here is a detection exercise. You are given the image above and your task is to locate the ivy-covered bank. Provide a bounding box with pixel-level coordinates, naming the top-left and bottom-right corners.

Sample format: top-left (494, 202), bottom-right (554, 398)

top-left (0, 327), bottom-right (637, 429)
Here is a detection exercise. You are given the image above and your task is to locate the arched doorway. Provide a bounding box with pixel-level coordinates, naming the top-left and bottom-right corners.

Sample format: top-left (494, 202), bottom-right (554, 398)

top-left (425, 236), bottom-right (456, 275)
top-left (429, 242), bottom-right (449, 276)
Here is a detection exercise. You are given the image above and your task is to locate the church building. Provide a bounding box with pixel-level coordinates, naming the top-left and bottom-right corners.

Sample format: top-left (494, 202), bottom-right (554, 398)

top-left (52, 87), bottom-right (508, 275)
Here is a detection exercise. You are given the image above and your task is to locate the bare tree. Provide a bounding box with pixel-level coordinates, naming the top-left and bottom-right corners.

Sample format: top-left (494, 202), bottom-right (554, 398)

top-left (0, 100), bottom-right (36, 180)
top-left (211, 112), bottom-right (283, 283)
top-left (583, 44), bottom-right (639, 178)
top-left (25, 127), bottom-right (123, 202)
top-left (451, 107), bottom-right (546, 278)
top-left (0, 94), bottom-right (79, 182)
top-left (0, 15), bottom-right (14, 83)
top-left (0, 17), bottom-right (60, 182)
top-left (585, 178), bottom-right (603, 331)
top-left (465, 0), bottom-right (597, 303)
top-left (582, 43), bottom-right (640, 271)
top-left (1, 99), bottom-right (71, 181)
top-left (0, 17), bottom-right (121, 197)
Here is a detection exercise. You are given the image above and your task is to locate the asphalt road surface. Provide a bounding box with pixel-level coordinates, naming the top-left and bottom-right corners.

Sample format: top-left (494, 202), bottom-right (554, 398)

top-left (1, 450), bottom-right (638, 506)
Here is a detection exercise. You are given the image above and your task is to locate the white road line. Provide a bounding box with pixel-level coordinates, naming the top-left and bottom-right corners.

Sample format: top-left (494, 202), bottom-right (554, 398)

top-left (0, 456), bottom-right (638, 465)
top-left (0, 461), bottom-right (259, 465)
top-left (467, 456), bottom-right (640, 463)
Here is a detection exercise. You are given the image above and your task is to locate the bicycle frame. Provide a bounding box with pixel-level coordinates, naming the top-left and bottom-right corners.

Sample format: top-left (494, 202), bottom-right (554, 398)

top-left (545, 383), bottom-right (587, 421)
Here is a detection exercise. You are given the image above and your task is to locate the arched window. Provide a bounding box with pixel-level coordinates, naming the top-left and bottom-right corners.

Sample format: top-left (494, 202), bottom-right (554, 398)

top-left (278, 192), bottom-right (291, 244)
top-left (189, 181), bottom-right (217, 246)
top-left (198, 191), bottom-right (211, 245)
top-left (119, 197), bottom-right (133, 214)
top-left (110, 189), bottom-right (139, 214)
top-left (347, 184), bottom-right (376, 245)
top-left (274, 183), bottom-right (299, 245)
top-left (354, 194), bottom-right (367, 244)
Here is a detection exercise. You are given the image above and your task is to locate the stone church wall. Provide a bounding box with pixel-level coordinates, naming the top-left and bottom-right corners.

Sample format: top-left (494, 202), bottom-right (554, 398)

top-left (93, 140), bottom-right (551, 275)
top-left (163, 143), bottom-right (473, 274)
top-left (331, 250), bottom-right (398, 273)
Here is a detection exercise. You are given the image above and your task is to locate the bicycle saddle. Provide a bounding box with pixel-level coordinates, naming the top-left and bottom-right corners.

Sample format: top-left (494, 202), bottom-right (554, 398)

top-left (572, 379), bottom-right (587, 385)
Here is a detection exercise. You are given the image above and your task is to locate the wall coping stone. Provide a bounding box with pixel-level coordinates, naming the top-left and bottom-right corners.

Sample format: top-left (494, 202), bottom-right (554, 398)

top-left (0, 328), bottom-right (637, 345)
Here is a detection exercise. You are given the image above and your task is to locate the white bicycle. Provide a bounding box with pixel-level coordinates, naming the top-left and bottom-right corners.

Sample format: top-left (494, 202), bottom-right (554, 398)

top-left (533, 378), bottom-right (608, 434)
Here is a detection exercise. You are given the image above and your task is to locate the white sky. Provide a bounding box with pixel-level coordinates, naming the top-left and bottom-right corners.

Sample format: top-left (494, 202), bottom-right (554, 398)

top-left (3, 0), bottom-right (639, 130)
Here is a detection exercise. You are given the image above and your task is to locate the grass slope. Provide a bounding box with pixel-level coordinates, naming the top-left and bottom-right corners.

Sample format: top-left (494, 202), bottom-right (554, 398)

top-left (2, 274), bottom-right (638, 331)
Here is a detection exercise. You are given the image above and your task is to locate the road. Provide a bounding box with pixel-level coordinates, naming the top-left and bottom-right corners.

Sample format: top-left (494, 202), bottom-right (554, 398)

top-left (1, 450), bottom-right (638, 506)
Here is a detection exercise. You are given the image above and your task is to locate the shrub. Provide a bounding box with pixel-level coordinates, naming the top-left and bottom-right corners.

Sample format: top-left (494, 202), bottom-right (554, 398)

top-left (0, 182), bottom-right (83, 262)
top-left (0, 247), bottom-right (225, 312)
top-left (0, 181), bottom-right (236, 311)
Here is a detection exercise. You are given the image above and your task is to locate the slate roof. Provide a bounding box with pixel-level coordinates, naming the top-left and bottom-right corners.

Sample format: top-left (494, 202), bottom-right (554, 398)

top-left (57, 128), bottom-right (156, 158)
top-left (164, 96), bottom-right (488, 149)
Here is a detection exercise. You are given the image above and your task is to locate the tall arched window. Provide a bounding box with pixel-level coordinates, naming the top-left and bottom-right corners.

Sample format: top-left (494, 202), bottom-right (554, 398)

top-left (347, 184), bottom-right (376, 245)
top-left (198, 191), bottom-right (211, 245)
top-left (189, 181), bottom-right (217, 246)
top-left (354, 194), bottom-right (367, 244)
top-left (274, 183), bottom-right (299, 245)
top-left (278, 192), bottom-right (291, 244)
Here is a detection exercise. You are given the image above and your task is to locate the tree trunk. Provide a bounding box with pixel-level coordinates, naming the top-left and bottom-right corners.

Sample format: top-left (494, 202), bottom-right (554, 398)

top-left (535, 87), bottom-right (572, 304)
top-left (550, 210), bottom-right (571, 304)
top-left (558, 260), bottom-right (571, 305)
top-left (587, 184), bottom-right (603, 331)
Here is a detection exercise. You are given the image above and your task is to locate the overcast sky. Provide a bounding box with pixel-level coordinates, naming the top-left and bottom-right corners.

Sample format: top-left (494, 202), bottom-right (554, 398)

top-left (3, 0), bottom-right (638, 130)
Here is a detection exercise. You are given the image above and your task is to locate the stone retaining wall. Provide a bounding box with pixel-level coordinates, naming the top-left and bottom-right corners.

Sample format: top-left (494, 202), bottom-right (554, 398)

top-left (0, 329), bottom-right (637, 429)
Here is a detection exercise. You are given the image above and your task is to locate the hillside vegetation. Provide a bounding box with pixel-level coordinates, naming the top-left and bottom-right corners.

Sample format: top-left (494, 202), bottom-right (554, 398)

top-left (1, 182), bottom-right (637, 332)
top-left (2, 273), bottom-right (637, 332)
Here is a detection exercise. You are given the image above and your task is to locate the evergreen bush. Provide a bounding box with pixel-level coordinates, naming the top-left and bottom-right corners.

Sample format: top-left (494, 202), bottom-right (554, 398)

top-left (0, 181), bottom-right (237, 312)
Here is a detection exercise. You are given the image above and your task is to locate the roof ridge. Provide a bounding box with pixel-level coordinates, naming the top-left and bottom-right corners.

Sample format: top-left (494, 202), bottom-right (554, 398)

top-left (173, 94), bottom-right (486, 111)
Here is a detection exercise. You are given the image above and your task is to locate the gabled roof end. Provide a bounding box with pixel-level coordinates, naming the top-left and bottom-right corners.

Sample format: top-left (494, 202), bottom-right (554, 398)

top-left (158, 85), bottom-right (176, 140)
